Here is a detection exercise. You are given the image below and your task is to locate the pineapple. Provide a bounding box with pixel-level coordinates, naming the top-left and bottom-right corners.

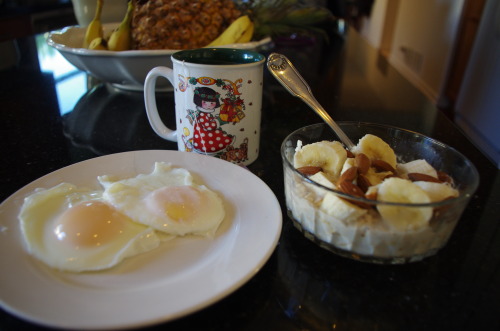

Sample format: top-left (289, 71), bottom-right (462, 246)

top-left (131, 0), bottom-right (241, 50)
top-left (130, 0), bottom-right (334, 50)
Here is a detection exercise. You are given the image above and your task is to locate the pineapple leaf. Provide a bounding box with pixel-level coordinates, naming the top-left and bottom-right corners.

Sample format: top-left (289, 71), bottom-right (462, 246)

top-left (277, 7), bottom-right (333, 25)
top-left (255, 22), bottom-right (329, 41)
top-left (240, 0), bottom-right (334, 40)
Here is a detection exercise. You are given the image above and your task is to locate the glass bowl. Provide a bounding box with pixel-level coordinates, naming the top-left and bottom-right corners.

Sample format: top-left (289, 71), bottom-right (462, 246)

top-left (281, 122), bottom-right (479, 264)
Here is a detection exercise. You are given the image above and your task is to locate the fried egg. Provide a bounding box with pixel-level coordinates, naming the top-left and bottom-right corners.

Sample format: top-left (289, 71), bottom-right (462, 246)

top-left (19, 183), bottom-right (161, 272)
top-left (98, 162), bottom-right (225, 237)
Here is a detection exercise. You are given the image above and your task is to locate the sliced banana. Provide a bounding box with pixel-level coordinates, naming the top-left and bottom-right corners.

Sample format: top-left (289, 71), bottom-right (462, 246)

top-left (340, 157), bottom-right (356, 174)
top-left (397, 159), bottom-right (438, 179)
top-left (352, 134), bottom-right (397, 168)
top-left (414, 181), bottom-right (459, 202)
top-left (320, 192), bottom-right (368, 224)
top-left (365, 184), bottom-right (379, 200)
top-left (376, 177), bottom-right (433, 231)
top-left (306, 171), bottom-right (336, 198)
top-left (310, 171), bottom-right (335, 189)
top-left (294, 140), bottom-right (347, 181)
top-left (364, 167), bottom-right (392, 186)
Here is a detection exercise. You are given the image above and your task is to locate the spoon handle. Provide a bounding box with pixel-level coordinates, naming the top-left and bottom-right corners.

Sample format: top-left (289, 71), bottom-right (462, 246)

top-left (267, 53), bottom-right (355, 149)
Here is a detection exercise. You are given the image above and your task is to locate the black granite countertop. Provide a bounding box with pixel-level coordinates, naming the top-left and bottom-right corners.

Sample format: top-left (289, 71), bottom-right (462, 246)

top-left (0, 0), bottom-right (72, 16)
top-left (1, 26), bottom-right (499, 330)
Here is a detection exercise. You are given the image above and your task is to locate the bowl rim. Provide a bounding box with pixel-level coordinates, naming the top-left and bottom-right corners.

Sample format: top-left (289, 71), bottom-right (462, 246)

top-left (281, 121), bottom-right (480, 208)
top-left (46, 23), bottom-right (273, 58)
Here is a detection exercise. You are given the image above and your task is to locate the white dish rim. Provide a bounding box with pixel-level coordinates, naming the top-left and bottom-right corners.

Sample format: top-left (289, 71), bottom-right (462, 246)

top-left (0, 150), bottom-right (282, 330)
top-left (47, 23), bottom-right (273, 57)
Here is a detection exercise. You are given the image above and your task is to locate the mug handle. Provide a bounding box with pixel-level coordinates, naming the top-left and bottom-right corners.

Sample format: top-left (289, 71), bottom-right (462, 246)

top-left (144, 66), bottom-right (177, 142)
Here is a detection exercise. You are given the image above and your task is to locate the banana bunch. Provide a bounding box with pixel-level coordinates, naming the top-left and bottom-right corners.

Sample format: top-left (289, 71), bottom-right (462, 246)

top-left (88, 37), bottom-right (107, 50)
top-left (83, 0), bottom-right (134, 51)
top-left (294, 134), bottom-right (459, 230)
top-left (83, 0), bottom-right (104, 48)
top-left (207, 15), bottom-right (255, 47)
top-left (107, 0), bottom-right (134, 51)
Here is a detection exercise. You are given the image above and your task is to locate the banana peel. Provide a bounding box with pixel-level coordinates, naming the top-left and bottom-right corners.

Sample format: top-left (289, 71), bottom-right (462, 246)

top-left (207, 15), bottom-right (254, 47)
top-left (83, 0), bottom-right (104, 48)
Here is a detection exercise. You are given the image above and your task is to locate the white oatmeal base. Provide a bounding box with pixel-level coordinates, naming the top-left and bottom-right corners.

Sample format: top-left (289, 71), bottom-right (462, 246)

top-left (284, 169), bottom-right (458, 259)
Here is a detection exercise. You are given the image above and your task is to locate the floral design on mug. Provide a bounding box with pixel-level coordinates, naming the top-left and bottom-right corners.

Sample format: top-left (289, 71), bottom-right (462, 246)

top-left (181, 75), bottom-right (250, 162)
top-left (178, 74), bottom-right (188, 92)
top-left (220, 80), bottom-right (246, 124)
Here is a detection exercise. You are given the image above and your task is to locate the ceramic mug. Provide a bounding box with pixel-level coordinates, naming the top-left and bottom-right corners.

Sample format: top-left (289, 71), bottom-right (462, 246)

top-left (144, 48), bottom-right (265, 165)
top-left (71, 0), bottom-right (128, 26)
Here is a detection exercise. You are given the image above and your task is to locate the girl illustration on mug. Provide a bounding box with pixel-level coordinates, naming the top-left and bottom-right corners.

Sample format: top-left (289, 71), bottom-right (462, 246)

top-left (189, 87), bottom-right (234, 154)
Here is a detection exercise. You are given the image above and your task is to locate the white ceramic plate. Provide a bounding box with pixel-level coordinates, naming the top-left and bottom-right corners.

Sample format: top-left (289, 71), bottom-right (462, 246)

top-left (46, 23), bottom-right (272, 90)
top-left (0, 150), bottom-right (282, 330)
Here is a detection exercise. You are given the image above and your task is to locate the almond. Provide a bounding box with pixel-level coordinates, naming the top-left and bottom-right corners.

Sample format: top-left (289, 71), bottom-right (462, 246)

top-left (437, 170), bottom-right (453, 184)
top-left (355, 153), bottom-right (370, 174)
top-left (346, 149), bottom-right (355, 158)
top-left (407, 172), bottom-right (441, 183)
top-left (296, 166), bottom-right (322, 176)
top-left (371, 159), bottom-right (396, 173)
top-left (356, 173), bottom-right (372, 193)
top-left (365, 190), bottom-right (378, 201)
top-left (337, 166), bottom-right (358, 185)
top-left (383, 173), bottom-right (399, 180)
top-left (339, 180), bottom-right (365, 197)
top-left (338, 181), bottom-right (371, 209)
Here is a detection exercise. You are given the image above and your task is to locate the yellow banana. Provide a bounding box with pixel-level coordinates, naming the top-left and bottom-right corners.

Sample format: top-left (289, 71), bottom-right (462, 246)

top-left (88, 37), bottom-right (108, 50)
top-left (294, 140), bottom-right (347, 181)
top-left (235, 21), bottom-right (254, 43)
top-left (352, 134), bottom-right (397, 169)
top-left (83, 0), bottom-right (104, 48)
top-left (107, 1), bottom-right (134, 51)
top-left (207, 15), bottom-right (254, 47)
top-left (376, 177), bottom-right (433, 231)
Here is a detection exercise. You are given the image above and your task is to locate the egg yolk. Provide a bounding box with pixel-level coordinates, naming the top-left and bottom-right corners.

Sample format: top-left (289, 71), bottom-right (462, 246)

top-left (54, 201), bottom-right (128, 247)
top-left (147, 186), bottom-right (202, 222)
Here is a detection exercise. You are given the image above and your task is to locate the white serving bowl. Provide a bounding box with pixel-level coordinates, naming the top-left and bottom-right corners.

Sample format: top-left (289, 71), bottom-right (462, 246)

top-left (47, 23), bottom-right (272, 91)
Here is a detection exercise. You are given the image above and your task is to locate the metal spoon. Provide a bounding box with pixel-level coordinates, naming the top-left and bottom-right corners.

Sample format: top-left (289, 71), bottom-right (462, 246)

top-left (267, 53), bottom-right (355, 150)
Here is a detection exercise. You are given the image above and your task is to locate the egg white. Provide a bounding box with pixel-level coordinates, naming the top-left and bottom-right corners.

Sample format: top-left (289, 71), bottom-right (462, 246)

top-left (19, 183), bottom-right (162, 272)
top-left (98, 162), bottom-right (225, 237)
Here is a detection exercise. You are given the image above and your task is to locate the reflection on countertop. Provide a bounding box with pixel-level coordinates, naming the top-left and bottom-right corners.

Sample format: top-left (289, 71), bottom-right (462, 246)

top-left (63, 84), bottom-right (177, 155)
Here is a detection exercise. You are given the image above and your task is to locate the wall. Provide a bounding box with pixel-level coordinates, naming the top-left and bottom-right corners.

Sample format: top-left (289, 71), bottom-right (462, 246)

top-left (358, 0), bottom-right (465, 104)
top-left (355, 0), bottom-right (499, 167)
top-left (358, 0), bottom-right (388, 48)
top-left (455, 0), bottom-right (500, 168)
